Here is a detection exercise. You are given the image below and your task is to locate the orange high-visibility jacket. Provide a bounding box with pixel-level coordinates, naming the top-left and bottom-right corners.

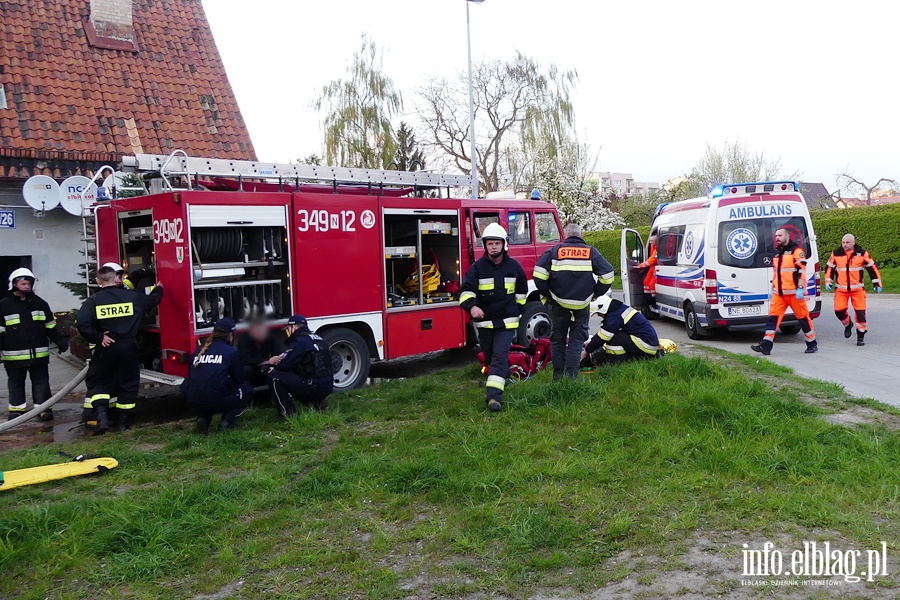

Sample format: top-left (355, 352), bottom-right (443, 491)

top-left (825, 244), bottom-right (881, 292)
top-left (639, 245), bottom-right (658, 293)
top-left (772, 242), bottom-right (806, 295)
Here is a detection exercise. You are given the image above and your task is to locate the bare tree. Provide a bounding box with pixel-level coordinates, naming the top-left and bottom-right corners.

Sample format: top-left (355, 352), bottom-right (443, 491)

top-left (679, 140), bottom-right (800, 199)
top-left (313, 34), bottom-right (402, 169)
top-left (836, 173), bottom-right (898, 206)
top-left (416, 52), bottom-right (576, 194)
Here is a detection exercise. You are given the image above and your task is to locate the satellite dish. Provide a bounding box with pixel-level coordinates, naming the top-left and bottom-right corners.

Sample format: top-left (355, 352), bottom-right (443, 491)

top-left (102, 171), bottom-right (130, 198)
top-left (59, 176), bottom-right (98, 216)
top-left (22, 175), bottom-right (61, 211)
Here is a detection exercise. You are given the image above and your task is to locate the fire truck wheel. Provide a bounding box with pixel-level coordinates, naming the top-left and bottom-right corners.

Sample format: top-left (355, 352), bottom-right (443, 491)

top-left (518, 301), bottom-right (551, 347)
top-left (321, 328), bottom-right (371, 391)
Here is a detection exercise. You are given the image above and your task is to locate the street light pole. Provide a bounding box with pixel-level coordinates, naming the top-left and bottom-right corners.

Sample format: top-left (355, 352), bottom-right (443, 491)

top-left (466, 0), bottom-right (483, 198)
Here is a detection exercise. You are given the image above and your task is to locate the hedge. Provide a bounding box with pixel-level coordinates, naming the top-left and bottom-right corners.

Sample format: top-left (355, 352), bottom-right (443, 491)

top-left (810, 204), bottom-right (900, 268)
top-left (583, 204), bottom-right (900, 271)
top-left (583, 226), bottom-right (650, 273)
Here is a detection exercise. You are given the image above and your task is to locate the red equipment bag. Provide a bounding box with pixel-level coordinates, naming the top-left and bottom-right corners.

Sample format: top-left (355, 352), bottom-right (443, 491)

top-left (477, 337), bottom-right (552, 380)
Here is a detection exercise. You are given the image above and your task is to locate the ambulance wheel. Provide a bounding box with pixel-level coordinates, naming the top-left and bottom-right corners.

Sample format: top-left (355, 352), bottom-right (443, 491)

top-left (684, 302), bottom-right (706, 340)
top-left (518, 301), bottom-right (551, 346)
top-left (322, 328), bottom-right (371, 391)
top-left (779, 325), bottom-right (801, 335)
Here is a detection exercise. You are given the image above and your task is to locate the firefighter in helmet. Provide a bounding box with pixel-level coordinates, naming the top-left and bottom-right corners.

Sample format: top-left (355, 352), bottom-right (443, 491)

top-left (751, 226), bottom-right (817, 356)
top-left (459, 223), bottom-right (528, 412)
top-left (824, 233), bottom-right (883, 346)
top-left (0, 268), bottom-right (69, 421)
top-left (266, 314), bottom-right (334, 416)
top-left (581, 295), bottom-right (660, 366)
top-left (76, 263), bottom-right (163, 433)
top-left (534, 222), bottom-right (615, 380)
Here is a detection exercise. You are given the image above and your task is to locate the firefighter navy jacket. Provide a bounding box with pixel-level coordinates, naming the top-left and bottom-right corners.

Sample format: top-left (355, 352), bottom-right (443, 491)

top-left (0, 293), bottom-right (66, 365)
top-left (76, 285), bottom-right (163, 344)
top-left (586, 299), bottom-right (659, 353)
top-left (534, 236), bottom-right (615, 311)
top-left (459, 254), bottom-right (528, 330)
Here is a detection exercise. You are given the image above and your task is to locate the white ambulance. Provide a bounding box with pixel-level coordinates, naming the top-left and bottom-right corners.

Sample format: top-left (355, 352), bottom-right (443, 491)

top-left (620, 181), bottom-right (821, 339)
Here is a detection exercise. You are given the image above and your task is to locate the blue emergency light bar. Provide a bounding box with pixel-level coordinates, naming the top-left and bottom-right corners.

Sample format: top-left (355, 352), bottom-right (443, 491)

top-left (710, 181), bottom-right (800, 198)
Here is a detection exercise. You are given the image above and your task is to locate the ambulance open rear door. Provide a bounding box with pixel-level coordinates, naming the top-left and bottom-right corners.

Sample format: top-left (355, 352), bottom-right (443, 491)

top-left (621, 228), bottom-right (646, 308)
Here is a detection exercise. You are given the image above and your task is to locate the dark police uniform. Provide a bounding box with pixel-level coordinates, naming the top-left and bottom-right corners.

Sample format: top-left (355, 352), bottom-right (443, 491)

top-left (75, 283), bottom-right (163, 430)
top-left (237, 330), bottom-right (280, 387)
top-left (267, 317), bottom-right (333, 415)
top-left (181, 338), bottom-right (251, 427)
top-left (0, 292), bottom-right (68, 418)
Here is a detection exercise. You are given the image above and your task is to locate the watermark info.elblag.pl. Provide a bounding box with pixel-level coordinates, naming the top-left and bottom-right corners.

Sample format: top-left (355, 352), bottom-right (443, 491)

top-left (741, 541), bottom-right (890, 586)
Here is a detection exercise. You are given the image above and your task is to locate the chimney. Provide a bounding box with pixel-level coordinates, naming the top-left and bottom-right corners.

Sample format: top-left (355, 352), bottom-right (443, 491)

top-left (90, 0), bottom-right (135, 44)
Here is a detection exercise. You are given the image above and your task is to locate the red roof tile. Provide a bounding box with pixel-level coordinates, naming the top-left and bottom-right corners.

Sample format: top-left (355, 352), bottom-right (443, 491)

top-left (0, 0), bottom-right (256, 162)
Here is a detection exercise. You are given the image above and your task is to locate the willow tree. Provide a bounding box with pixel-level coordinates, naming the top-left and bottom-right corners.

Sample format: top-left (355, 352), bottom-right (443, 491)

top-left (417, 52), bottom-right (577, 194)
top-left (314, 34), bottom-right (402, 169)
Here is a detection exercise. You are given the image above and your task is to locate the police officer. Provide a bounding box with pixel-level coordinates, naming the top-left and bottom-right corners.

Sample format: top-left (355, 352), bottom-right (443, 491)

top-left (267, 315), bottom-right (334, 416)
top-left (534, 222), bottom-right (615, 380)
top-left (751, 226), bottom-right (817, 356)
top-left (181, 318), bottom-right (251, 433)
top-left (0, 268), bottom-right (68, 421)
top-left (75, 263), bottom-right (163, 433)
top-left (581, 295), bottom-right (660, 366)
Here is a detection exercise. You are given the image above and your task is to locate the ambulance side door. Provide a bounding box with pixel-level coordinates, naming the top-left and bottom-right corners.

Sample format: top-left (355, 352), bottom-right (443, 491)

top-left (620, 228), bottom-right (644, 307)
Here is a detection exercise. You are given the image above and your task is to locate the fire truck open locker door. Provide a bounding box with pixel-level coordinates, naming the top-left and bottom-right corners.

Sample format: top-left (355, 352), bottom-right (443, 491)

top-left (383, 208), bottom-right (465, 359)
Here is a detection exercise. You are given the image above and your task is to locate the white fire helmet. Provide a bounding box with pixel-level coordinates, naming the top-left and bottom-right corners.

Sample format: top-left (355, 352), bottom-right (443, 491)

top-left (481, 222), bottom-right (509, 252)
top-left (8, 268), bottom-right (36, 290)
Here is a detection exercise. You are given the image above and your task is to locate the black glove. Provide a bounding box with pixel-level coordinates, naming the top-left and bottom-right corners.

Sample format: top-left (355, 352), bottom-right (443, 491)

top-left (57, 338), bottom-right (69, 354)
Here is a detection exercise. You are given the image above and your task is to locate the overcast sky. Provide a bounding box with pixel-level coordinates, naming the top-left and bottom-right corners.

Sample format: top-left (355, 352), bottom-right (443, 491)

top-left (204, 0), bottom-right (898, 191)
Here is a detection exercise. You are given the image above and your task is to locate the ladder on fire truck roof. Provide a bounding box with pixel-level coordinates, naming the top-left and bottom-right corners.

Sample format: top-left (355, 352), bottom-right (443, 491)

top-left (120, 150), bottom-right (476, 194)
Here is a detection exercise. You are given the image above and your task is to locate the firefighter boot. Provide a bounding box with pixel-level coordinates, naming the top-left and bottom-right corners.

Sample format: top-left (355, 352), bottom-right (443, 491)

top-left (195, 416), bottom-right (211, 435)
top-left (38, 409), bottom-right (54, 422)
top-left (94, 405), bottom-right (109, 435)
top-left (804, 341), bottom-right (818, 354)
top-left (844, 320), bottom-right (854, 339)
top-left (857, 331), bottom-right (866, 347)
top-left (117, 412), bottom-right (131, 432)
top-left (218, 419), bottom-right (236, 431)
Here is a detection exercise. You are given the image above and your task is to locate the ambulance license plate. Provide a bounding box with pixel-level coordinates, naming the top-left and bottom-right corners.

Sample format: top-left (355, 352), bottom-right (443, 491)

top-left (729, 305), bottom-right (761, 316)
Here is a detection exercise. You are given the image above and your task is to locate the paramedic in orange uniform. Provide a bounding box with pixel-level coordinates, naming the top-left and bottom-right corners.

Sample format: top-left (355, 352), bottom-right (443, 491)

top-left (751, 227), bottom-right (817, 356)
top-left (632, 232), bottom-right (658, 309)
top-left (824, 234), bottom-right (883, 347)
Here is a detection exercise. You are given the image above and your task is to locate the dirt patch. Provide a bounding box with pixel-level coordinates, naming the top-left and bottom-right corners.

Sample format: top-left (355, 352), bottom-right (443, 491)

top-left (192, 580), bottom-right (244, 600)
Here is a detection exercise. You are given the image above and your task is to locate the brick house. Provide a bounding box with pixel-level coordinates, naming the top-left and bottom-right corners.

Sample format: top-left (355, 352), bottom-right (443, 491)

top-left (0, 0), bottom-right (256, 309)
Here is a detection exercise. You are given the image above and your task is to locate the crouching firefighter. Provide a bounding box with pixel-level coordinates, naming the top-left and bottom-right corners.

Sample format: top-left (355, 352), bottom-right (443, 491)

top-left (76, 264), bottom-right (163, 433)
top-left (459, 223), bottom-right (528, 412)
top-left (267, 315), bottom-right (334, 416)
top-left (581, 295), bottom-right (660, 366)
top-left (751, 227), bottom-right (816, 356)
top-left (181, 318), bottom-right (251, 433)
top-left (0, 268), bottom-right (69, 421)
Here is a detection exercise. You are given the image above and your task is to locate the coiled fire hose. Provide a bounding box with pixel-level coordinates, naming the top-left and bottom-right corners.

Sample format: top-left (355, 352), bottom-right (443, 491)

top-left (0, 364), bottom-right (89, 433)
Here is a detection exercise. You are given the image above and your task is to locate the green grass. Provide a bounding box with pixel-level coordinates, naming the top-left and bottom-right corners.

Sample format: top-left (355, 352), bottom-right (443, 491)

top-left (2, 355), bottom-right (900, 598)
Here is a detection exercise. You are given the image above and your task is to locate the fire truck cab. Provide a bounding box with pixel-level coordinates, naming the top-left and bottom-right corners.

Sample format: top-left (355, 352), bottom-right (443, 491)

top-left (91, 153), bottom-right (565, 390)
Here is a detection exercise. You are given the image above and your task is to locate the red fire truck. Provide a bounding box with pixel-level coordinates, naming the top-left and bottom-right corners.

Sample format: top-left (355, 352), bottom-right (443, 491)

top-left (89, 152), bottom-right (567, 390)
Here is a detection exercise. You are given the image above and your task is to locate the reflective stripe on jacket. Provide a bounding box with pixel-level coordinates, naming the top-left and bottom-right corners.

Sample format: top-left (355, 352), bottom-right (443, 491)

top-left (534, 236), bottom-right (614, 310)
top-left (825, 245), bottom-right (881, 292)
top-left (585, 299), bottom-right (659, 355)
top-left (459, 254), bottom-right (528, 329)
top-left (772, 243), bottom-right (806, 295)
top-left (0, 293), bottom-right (62, 364)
